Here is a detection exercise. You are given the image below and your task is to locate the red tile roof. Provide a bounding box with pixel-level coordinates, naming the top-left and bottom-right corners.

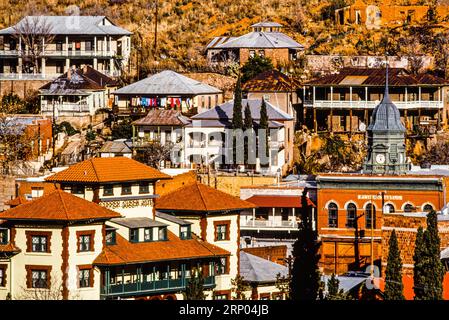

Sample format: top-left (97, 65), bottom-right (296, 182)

top-left (4, 182), bottom-right (57, 207)
top-left (4, 196), bottom-right (28, 207)
top-left (94, 232), bottom-right (230, 265)
top-left (45, 157), bottom-right (171, 183)
top-left (0, 190), bottom-right (121, 221)
top-left (242, 69), bottom-right (302, 92)
top-left (155, 182), bottom-right (256, 212)
top-left (246, 195), bottom-right (315, 208)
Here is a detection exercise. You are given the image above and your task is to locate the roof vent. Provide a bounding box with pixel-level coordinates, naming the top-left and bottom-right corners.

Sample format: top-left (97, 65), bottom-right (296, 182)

top-left (84, 170), bottom-right (87, 175)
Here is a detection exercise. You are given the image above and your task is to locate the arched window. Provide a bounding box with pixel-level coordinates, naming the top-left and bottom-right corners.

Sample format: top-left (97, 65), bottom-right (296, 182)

top-left (328, 203), bottom-right (338, 228)
top-left (404, 203), bottom-right (414, 213)
top-left (366, 204), bottom-right (376, 229)
top-left (423, 204), bottom-right (434, 212)
top-left (346, 204), bottom-right (357, 228)
top-left (384, 204), bottom-right (395, 214)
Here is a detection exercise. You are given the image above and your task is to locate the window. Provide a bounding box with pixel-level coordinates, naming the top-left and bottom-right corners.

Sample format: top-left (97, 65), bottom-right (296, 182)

top-left (385, 204), bottom-right (395, 214)
top-left (105, 230), bottom-right (116, 245)
top-left (130, 229), bottom-right (139, 242)
top-left (346, 204), bottom-right (357, 228)
top-left (78, 267), bottom-right (92, 288)
top-left (0, 266), bottom-right (5, 287)
top-left (404, 203), bottom-right (414, 213)
top-left (328, 203), bottom-right (338, 228)
top-left (71, 185), bottom-right (84, 195)
top-left (103, 185), bottom-right (114, 196)
top-left (78, 235), bottom-right (92, 252)
top-left (121, 183), bottom-right (132, 195)
top-left (158, 227), bottom-right (167, 241)
top-left (214, 294), bottom-right (227, 300)
top-left (423, 204), bottom-right (434, 212)
top-left (32, 270), bottom-right (48, 288)
top-left (258, 50), bottom-right (265, 57)
top-left (365, 204), bottom-right (376, 229)
top-left (144, 228), bottom-right (152, 242)
top-left (139, 182), bottom-right (149, 194)
top-left (216, 224), bottom-right (227, 241)
top-left (32, 236), bottom-right (48, 252)
top-left (0, 229), bottom-right (7, 244)
top-left (249, 50), bottom-right (255, 58)
top-left (216, 257), bottom-right (228, 275)
top-left (180, 225), bottom-right (191, 240)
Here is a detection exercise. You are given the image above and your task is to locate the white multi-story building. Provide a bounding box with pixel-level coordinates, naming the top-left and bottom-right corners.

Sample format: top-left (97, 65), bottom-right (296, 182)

top-left (0, 16), bottom-right (132, 80)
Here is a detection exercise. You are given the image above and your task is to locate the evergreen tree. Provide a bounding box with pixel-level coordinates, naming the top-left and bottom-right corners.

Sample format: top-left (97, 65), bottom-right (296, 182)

top-left (384, 229), bottom-right (405, 300)
top-left (422, 211), bottom-right (445, 300)
top-left (184, 268), bottom-right (206, 300)
top-left (241, 55), bottom-right (274, 83)
top-left (413, 226), bottom-right (425, 300)
top-left (232, 76), bottom-right (243, 166)
top-left (326, 274), bottom-right (346, 300)
top-left (290, 188), bottom-right (321, 300)
top-left (259, 98), bottom-right (269, 161)
top-left (243, 103), bottom-right (254, 165)
top-left (232, 76), bottom-right (243, 129)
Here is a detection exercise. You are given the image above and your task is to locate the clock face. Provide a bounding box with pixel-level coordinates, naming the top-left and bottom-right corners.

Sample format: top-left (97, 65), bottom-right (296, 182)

top-left (376, 154), bottom-right (385, 164)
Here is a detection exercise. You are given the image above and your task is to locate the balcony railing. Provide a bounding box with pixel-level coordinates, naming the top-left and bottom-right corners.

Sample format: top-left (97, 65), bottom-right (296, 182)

top-left (0, 73), bottom-right (62, 80)
top-left (0, 49), bottom-right (118, 58)
top-left (304, 100), bottom-right (443, 110)
top-left (101, 276), bottom-right (216, 298)
top-left (241, 219), bottom-right (299, 229)
top-left (41, 103), bottom-right (90, 113)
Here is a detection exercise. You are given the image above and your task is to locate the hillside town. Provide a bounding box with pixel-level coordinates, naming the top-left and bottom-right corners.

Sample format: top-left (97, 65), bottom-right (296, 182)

top-left (2, 0), bottom-right (449, 302)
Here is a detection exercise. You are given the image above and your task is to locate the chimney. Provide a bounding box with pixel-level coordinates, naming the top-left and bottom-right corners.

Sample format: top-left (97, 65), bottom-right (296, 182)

top-left (67, 68), bottom-right (72, 80)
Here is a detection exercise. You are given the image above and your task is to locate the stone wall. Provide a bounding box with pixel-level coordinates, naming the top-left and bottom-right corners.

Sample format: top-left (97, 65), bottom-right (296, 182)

top-left (198, 174), bottom-right (277, 197)
top-left (0, 80), bottom-right (48, 99)
top-left (0, 176), bottom-right (16, 212)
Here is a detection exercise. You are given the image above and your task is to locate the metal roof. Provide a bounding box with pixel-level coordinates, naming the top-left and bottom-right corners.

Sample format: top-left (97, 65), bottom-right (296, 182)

top-left (305, 67), bottom-right (448, 86)
top-left (110, 217), bottom-right (167, 229)
top-left (0, 16), bottom-right (131, 36)
top-left (132, 109), bottom-right (191, 126)
top-left (239, 251), bottom-right (288, 283)
top-left (321, 275), bottom-right (368, 293)
top-left (191, 99), bottom-right (293, 121)
top-left (187, 119), bottom-right (284, 129)
top-left (211, 31), bottom-right (304, 49)
top-left (205, 36), bottom-right (237, 50)
top-left (251, 21), bottom-right (283, 28)
top-left (155, 211), bottom-right (192, 226)
top-left (98, 139), bottom-right (133, 154)
top-left (114, 70), bottom-right (222, 96)
top-left (242, 69), bottom-right (302, 92)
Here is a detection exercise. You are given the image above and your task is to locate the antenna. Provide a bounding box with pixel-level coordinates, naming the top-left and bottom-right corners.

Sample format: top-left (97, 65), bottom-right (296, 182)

top-left (385, 55), bottom-right (389, 97)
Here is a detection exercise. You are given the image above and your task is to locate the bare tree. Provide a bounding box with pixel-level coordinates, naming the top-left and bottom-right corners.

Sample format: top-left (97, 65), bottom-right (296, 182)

top-left (13, 16), bottom-right (55, 74)
top-left (134, 141), bottom-right (174, 169)
top-left (0, 102), bottom-right (37, 176)
top-left (15, 272), bottom-right (80, 300)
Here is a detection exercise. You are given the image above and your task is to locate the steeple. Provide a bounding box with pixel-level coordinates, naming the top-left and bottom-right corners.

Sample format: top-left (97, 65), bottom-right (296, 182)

top-left (363, 59), bottom-right (408, 175)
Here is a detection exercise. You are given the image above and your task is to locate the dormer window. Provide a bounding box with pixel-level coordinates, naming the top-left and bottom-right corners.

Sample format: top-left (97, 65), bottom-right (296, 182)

top-left (144, 228), bottom-right (153, 242)
top-left (129, 229), bottom-right (139, 242)
top-left (0, 229), bottom-right (7, 244)
top-left (121, 183), bottom-right (132, 195)
top-left (105, 229), bottom-right (116, 245)
top-left (158, 227), bottom-right (167, 241)
top-left (180, 226), bottom-right (191, 240)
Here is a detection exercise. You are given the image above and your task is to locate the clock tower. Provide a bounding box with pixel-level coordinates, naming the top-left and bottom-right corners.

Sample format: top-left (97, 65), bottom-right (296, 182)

top-left (363, 66), bottom-right (409, 175)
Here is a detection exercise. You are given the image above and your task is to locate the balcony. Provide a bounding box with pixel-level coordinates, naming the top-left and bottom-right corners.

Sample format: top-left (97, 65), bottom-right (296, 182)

top-left (0, 49), bottom-right (118, 58)
top-left (304, 100), bottom-right (443, 110)
top-left (0, 73), bottom-right (62, 80)
top-left (101, 276), bottom-right (216, 298)
top-left (41, 103), bottom-right (90, 114)
top-left (240, 219), bottom-right (299, 230)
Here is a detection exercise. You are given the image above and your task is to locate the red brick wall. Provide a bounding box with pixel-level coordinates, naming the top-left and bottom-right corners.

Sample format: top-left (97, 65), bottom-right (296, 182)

top-left (155, 171), bottom-right (197, 196)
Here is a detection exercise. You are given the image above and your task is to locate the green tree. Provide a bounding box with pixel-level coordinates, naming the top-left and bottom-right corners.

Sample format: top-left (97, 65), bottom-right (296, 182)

top-left (232, 76), bottom-right (243, 129)
top-left (326, 274), bottom-right (346, 300)
top-left (384, 230), bottom-right (405, 300)
top-left (231, 274), bottom-right (250, 300)
top-left (244, 103), bottom-right (253, 130)
top-left (259, 98), bottom-right (269, 161)
top-left (111, 119), bottom-right (133, 140)
top-left (422, 211), bottom-right (445, 300)
top-left (413, 226), bottom-right (425, 300)
top-left (243, 103), bottom-right (254, 165)
top-left (290, 188), bottom-right (321, 300)
top-left (184, 268), bottom-right (206, 300)
top-left (241, 55), bottom-right (273, 83)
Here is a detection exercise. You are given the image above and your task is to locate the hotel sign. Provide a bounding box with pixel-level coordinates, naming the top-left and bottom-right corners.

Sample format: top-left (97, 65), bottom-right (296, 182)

top-left (358, 195), bottom-right (403, 200)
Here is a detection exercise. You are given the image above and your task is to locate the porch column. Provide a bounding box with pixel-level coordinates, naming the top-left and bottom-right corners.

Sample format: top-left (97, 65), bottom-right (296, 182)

top-left (313, 107), bottom-right (317, 132)
top-left (365, 86), bottom-right (368, 107)
top-left (364, 108), bottom-right (368, 126)
top-left (272, 207), bottom-right (275, 227)
top-left (65, 36), bottom-right (69, 55)
top-left (418, 86), bottom-right (422, 105)
top-left (137, 265), bottom-right (142, 291)
top-left (121, 267), bottom-right (125, 293)
top-left (105, 269), bottom-right (110, 295)
top-left (181, 263), bottom-right (186, 287)
top-left (94, 36), bottom-right (97, 55)
top-left (405, 87), bottom-right (408, 107)
top-left (349, 108), bottom-right (353, 135)
top-left (167, 264), bottom-right (170, 288)
top-left (312, 86), bottom-right (316, 104)
top-left (349, 86), bottom-right (353, 107)
top-left (292, 207), bottom-right (295, 226)
top-left (153, 266), bottom-right (156, 290)
top-left (41, 57), bottom-right (46, 77)
top-left (404, 109), bottom-right (408, 130)
top-left (252, 208), bottom-right (256, 227)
